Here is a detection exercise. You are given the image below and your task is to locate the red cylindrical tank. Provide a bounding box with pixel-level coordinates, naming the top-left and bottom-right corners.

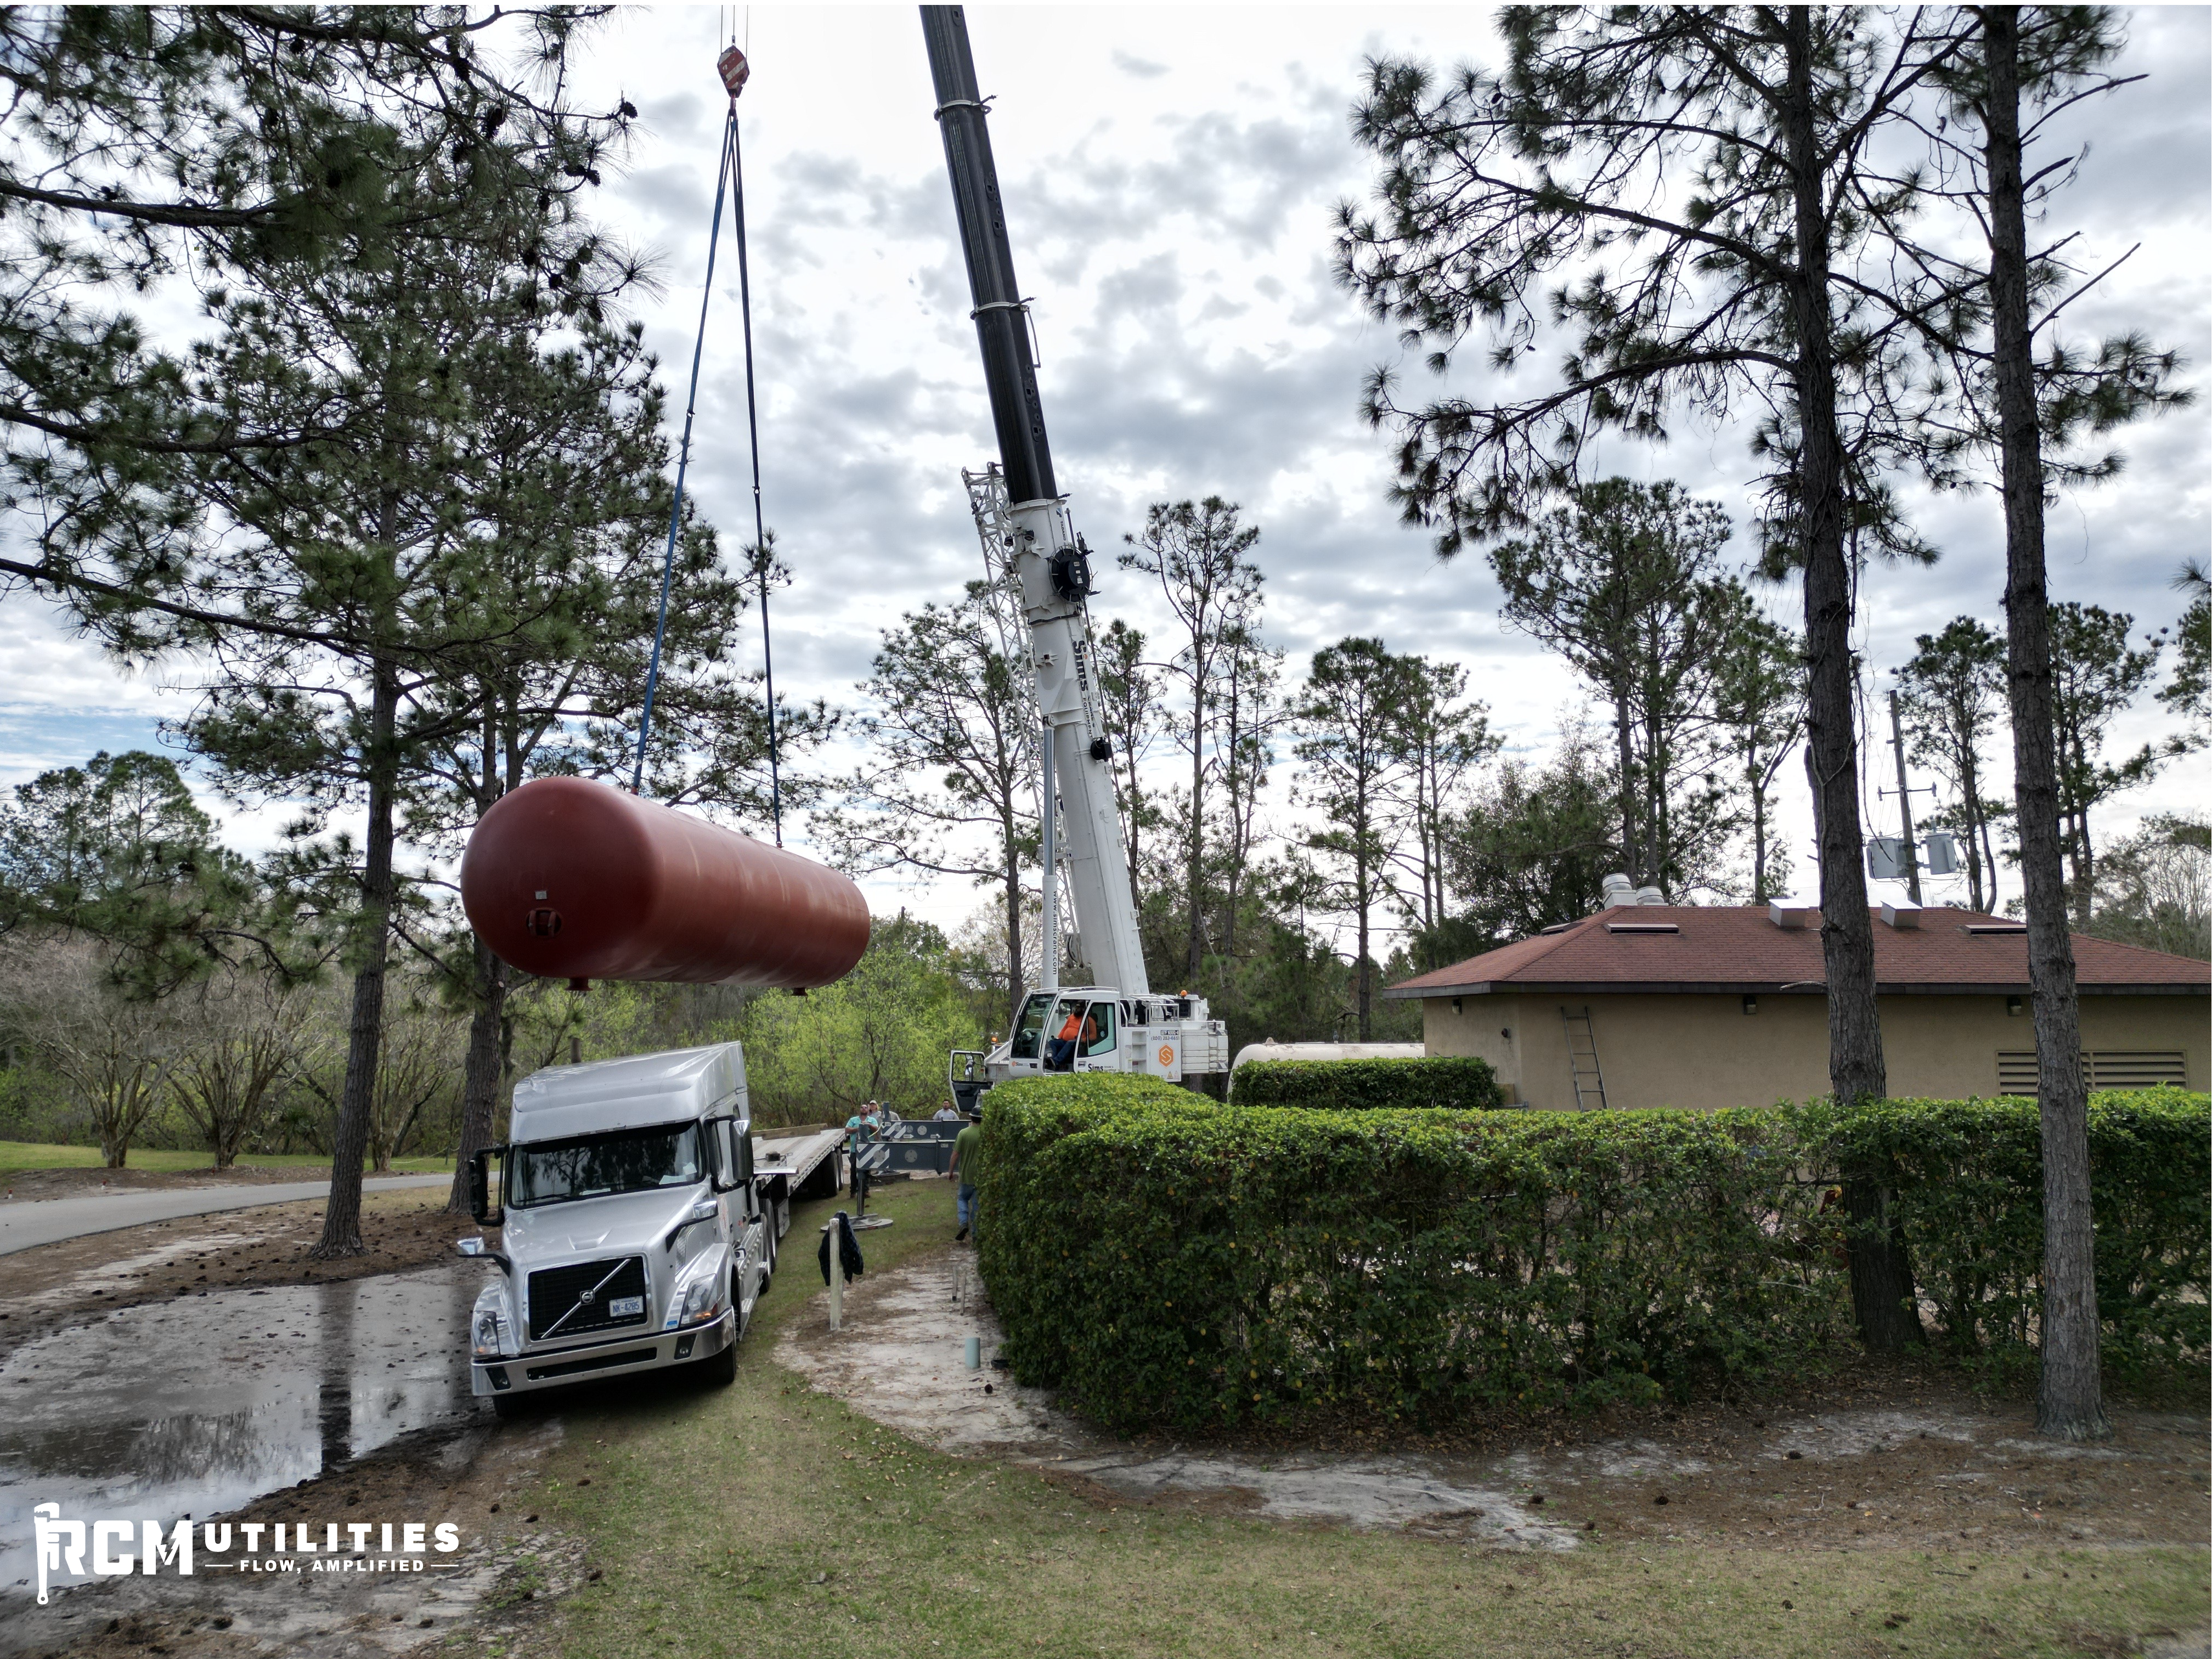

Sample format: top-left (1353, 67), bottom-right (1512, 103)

top-left (460, 777), bottom-right (869, 989)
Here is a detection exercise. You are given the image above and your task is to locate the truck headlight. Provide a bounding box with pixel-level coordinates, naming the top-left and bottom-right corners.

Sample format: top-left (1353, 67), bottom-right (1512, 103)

top-left (673, 1261), bottom-right (729, 1328)
top-left (471, 1283), bottom-right (516, 1359)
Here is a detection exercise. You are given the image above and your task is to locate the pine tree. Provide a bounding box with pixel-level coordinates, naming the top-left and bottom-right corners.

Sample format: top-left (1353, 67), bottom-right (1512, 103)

top-left (1293, 639), bottom-right (1417, 1041)
top-left (1896, 619), bottom-right (2009, 912)
top-left (3, 7), bottom-right (631, 634)
top-left (1119, 498), bottom-right (1266, 986)
top-left (1338, 8), bottom-right (1978, 1348)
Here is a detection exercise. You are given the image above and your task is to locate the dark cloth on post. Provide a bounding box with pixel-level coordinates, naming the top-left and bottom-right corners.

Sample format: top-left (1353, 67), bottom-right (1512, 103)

top-left (817, 1209), bottom-right (864, 1285)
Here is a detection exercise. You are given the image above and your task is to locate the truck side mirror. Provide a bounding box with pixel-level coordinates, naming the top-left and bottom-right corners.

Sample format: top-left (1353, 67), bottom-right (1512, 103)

top-left (710, 1119), bottom-right (743, 1194)
top-left (468, 1148), bottom-right (506, 1226)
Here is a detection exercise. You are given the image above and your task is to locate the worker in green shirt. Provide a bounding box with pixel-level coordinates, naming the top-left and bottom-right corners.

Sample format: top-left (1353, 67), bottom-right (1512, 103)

top-left (950, 1113), bottom-right (984, 1242)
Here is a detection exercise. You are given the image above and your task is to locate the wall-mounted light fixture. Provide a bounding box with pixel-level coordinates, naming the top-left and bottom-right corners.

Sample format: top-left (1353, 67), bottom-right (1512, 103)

top-left (1500, 1028), bottom-right (1512, 1040)
top-left (1742, 995), bottom-right (1759, 1015)
top-left (1452, 997), bottom-right (1463, 1015)
top-left (2006, 995), bottom-right (2024, 1016)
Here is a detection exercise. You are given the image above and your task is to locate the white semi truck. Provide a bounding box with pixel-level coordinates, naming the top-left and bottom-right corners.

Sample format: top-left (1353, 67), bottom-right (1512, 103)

top-left (456, 1043), bottom-right (840, 1415)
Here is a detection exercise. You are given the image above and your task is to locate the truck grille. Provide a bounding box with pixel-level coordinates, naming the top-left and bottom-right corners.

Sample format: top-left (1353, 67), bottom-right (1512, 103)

top-left (527, 1256), bottom-right (648, 1342)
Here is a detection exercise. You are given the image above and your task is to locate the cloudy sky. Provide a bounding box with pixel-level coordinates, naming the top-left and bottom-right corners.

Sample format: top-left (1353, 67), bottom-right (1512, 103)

top-left (3, 4), bottom-right (2205, 946)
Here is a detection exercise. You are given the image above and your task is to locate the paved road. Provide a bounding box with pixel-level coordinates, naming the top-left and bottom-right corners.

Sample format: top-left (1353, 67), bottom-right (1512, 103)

top-left (0, 1173), bottom-right (453, 1256)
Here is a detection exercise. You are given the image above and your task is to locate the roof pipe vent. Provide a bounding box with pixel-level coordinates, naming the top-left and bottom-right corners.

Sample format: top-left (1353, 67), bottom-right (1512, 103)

top-left (1635, 885), bottom-right (1666, 906)
top-left (1881, 901), bottom-right (1923, 930)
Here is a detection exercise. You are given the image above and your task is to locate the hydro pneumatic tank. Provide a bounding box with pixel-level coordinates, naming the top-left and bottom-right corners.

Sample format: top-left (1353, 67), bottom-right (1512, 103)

top-left (460, 776), bottom-right (869, 990)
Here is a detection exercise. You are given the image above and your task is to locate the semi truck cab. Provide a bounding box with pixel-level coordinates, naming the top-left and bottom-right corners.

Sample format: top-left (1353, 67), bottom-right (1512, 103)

top-left (458, 1043), bottom-right (774, 1414)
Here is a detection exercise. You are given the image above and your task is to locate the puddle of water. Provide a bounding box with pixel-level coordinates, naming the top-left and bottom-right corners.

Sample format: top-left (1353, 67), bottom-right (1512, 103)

top-left (0, 1262), bottom-right (481, 1602)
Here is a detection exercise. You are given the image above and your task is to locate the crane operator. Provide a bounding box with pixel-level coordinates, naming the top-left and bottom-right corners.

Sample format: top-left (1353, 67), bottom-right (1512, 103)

top-left (1045, 1003), bottom-right (1098, 1072)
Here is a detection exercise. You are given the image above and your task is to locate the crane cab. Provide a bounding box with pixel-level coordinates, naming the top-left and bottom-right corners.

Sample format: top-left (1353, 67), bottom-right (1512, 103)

top-left (951, 986), bottom-right (1230, 1110)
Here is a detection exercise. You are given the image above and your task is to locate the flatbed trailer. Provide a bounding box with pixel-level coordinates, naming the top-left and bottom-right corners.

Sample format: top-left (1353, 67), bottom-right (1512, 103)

top-left (751, 1127), bottom-right (844, 1257)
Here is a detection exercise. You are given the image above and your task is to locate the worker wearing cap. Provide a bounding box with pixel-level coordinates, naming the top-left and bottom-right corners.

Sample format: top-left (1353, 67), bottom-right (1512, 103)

top-left (950, 1113), bottom-right (983, 1242)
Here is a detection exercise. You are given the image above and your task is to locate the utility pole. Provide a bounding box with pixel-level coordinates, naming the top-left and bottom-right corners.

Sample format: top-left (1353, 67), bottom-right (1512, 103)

top-left (1887, 690), bottom-right (1922, 905)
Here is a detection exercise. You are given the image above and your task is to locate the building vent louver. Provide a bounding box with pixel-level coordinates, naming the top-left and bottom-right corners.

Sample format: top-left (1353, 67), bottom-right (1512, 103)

top-left (1882, 902), bottom-right (1922, 929)
top-left (1769, 900), bottom-right (1820, 930)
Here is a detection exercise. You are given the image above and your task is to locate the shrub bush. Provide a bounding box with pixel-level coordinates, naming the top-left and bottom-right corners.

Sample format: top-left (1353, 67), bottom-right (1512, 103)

top-left (1807, 1087), bottom-right (2210, 1385)
top-left (975, 1076), bottom-right (2208, 1434)
top-left (1227, 1055), bottom-right (1504, 1111)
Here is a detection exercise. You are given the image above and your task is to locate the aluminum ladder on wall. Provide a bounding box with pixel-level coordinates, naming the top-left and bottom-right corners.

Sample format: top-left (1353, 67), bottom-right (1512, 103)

top-left (1560, 1005), bottom-right (1607, 1110)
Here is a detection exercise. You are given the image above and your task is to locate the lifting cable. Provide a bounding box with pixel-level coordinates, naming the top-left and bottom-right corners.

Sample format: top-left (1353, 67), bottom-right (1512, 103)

top-left (633, 42), bottom-right (783, 845)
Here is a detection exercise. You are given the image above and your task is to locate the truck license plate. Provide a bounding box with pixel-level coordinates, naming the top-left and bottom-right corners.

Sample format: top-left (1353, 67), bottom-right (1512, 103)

top-left (608, 1296), bottom-right (644, 1318)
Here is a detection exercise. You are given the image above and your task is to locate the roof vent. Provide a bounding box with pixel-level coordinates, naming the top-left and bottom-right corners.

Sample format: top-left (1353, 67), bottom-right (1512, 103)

top-left (1601, 872), bottom-right (1637, 909)
top-left (1605, 921), bottom-right (1680, 935)
top-left (1965, 922), bottom-right (2029, 936)
top-left (1635, 885), bottom-right (1666, 905)
top-left (1881, 901), bottom-right (1922, 930)
top-left (1769, 900), bottom-right (1820, 930)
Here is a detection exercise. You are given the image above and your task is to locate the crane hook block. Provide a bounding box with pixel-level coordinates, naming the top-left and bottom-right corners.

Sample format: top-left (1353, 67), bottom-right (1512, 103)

top-left (718, 46), bottom-right (751, 99)
top-left (461, 777), bottom-right (868, 990)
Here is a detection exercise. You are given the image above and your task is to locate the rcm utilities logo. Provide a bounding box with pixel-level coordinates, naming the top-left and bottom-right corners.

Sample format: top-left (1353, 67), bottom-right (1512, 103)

top-left (32, 1503), bottom-right (461, 1604)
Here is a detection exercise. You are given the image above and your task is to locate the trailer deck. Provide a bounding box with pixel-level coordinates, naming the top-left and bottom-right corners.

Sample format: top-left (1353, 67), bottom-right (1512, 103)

top-left (752, 1126), bottom-right (844, 1204)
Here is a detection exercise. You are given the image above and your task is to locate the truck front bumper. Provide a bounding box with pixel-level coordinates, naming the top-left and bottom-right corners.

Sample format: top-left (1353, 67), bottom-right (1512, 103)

top-left (472, 1307), bottom-right (736, 1398)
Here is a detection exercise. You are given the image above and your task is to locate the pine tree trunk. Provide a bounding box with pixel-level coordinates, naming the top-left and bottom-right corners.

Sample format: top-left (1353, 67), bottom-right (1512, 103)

top-left (1186, 711), bottom-right (1205, 985)
top-left (1982, 4), bottom-right (2106, 1441)
top-left (1356, 851), bottom-right (1373, 1042)
top-left (1751, 776), bottom-right (1769, 902)
top-left (1004, 834), bottom-right (1023, 1028)
top-left (1782, 10), bottom-right (1916, 1351)
top-left (1613, 695), bottom-right (1638, 882)
top-left (313, 650), bottom-right (399, 1260)
top-left (447, 936), bottom-right (507, 1215)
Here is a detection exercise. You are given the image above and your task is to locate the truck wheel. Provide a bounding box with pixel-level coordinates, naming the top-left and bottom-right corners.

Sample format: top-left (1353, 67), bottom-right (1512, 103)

top-left (699, 1341), bottom-right (737, 1387)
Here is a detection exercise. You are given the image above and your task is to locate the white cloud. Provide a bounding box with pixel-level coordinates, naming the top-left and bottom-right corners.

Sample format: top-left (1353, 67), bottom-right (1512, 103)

top-left (2, 5), bottom-right (2203, 940)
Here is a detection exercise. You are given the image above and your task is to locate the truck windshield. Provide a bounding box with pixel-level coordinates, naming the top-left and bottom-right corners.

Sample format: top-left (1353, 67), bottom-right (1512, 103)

top-left (1008, 991), bottom-right (1056, 1060)
top-left (507, 1122), bottom-right (704, 1208)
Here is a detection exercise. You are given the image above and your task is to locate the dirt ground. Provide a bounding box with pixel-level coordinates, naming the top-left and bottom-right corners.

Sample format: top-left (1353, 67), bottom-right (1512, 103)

top-left (779, 1246), bottom-right (2212, 1560)
top-left (0, 1186), bottom-right (487, 1362)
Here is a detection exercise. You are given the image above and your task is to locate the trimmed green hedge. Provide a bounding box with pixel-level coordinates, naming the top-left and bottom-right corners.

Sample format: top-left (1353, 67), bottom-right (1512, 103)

top-left (1807, 1089), bottom-right (2210, 1386)
top-left (1228, 1055), bottom-right (1504, 1111)
top-left (974, 1076), bottom-right (2208, 1434)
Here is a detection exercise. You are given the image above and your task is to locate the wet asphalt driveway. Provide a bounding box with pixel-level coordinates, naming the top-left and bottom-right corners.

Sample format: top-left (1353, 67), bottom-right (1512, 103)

top-left (0, 1262), bottom-right (484, 1603)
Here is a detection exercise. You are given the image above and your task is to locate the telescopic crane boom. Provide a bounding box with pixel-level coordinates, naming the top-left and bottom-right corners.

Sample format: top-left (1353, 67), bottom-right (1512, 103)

top-left (924, 6), bottom-right (1228, 1096)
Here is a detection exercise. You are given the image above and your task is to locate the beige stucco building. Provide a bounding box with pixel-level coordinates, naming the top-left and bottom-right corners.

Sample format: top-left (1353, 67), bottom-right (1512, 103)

top-left (1385, 902), bottom-right (2209, 1111)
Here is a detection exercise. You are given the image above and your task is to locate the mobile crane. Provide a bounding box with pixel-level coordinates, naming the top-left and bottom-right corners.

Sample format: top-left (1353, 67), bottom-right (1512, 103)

top-left (924, 7), bottom-right (1229, 1107)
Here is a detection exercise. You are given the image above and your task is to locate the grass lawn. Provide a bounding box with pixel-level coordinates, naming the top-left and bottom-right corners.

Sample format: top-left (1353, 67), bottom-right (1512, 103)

top-left (0, 1139), bottom-right (453, 1176)
top-left (497, 1179), bottom-right (2207, 1659)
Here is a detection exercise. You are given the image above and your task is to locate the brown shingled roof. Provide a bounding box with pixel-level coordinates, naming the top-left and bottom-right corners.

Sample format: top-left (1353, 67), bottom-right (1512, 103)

top-left (1383, 907), bottom-right (2212, 998)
